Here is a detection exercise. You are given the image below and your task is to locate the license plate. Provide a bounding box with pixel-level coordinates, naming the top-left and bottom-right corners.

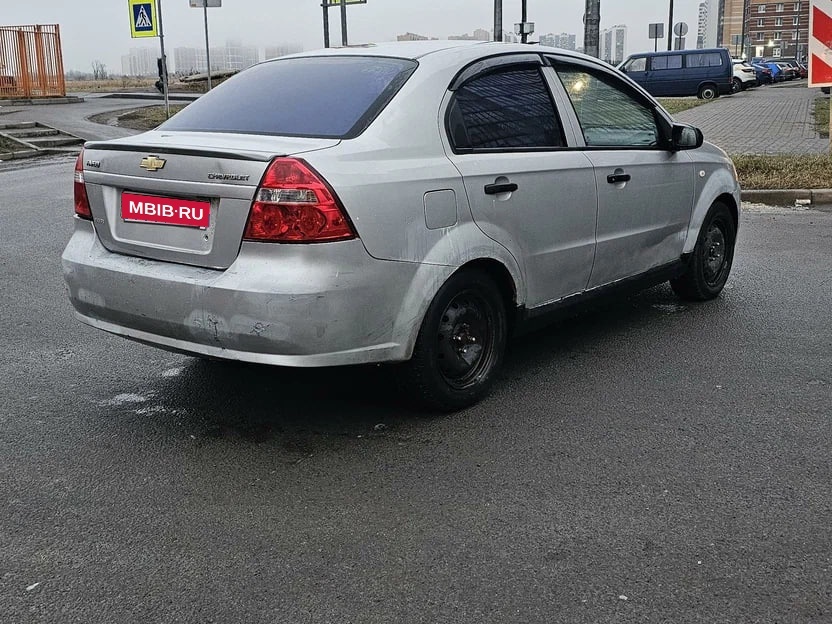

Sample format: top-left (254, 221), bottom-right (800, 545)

top-left (121, 192), bottom-right (211, 229)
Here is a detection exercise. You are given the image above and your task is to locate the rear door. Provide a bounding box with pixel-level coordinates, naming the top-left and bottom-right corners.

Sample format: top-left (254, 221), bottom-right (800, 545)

top-left (442, 55), bottom-right (597, 308)
top-left (548, 57), bottom-right (694, 288)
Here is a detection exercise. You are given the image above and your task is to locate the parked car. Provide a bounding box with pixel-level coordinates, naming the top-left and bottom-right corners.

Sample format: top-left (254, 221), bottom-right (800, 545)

top-left (764, 62), bottom-right (786, 82)
top-left (732, 60), bottom-right (758, 92)
top-left (750, 62), bottom-right (774, 84)
top-left (776, 62), bottom-right (799, 80)
top-left (63, 41), bottom-right (741, 411)
top-left (618, 48), bottom-right (733, 99)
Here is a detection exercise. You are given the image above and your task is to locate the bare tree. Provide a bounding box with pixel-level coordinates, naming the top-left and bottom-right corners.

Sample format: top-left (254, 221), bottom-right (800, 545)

top-left (91, 60), bottom-right (108, 81)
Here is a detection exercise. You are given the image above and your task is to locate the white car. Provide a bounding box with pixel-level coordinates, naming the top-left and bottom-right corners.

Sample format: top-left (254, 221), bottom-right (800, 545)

top-left (732, 60), bottom-right (757, 93)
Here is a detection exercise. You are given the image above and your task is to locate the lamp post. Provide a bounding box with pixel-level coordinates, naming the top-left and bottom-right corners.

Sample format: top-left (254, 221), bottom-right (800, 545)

top-left (667, 0), bottom-right (674, 51)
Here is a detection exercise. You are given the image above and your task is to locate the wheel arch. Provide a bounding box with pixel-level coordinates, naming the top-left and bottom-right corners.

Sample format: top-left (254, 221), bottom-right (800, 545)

top-left (455, 258), bottom-right (520, 331)
top-left (683, 169), bottom-right (741, 255)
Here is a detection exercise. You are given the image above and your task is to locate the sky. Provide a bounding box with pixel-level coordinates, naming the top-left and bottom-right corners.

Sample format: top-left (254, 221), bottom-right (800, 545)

top-left (2, 0), bottom-right (703, 72)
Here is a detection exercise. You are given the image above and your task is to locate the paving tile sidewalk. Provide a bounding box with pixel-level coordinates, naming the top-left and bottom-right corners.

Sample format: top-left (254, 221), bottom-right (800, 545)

top-left (674, 82), bottom-right (829, 155)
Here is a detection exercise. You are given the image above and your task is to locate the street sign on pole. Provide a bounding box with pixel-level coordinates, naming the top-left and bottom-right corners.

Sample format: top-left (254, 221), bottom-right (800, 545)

top-left (128, 0), bottom-right (158, 38)
top-left (809, 0), bottom-right (832, 86)
top-left (189, 0), bottom-right (220, 90)
top-left (649, 23), bottom-right (664, 52)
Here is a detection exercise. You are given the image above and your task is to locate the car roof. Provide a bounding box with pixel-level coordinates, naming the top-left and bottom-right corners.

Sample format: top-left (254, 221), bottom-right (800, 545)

top-left (269, 40), bottom-right (599, 66)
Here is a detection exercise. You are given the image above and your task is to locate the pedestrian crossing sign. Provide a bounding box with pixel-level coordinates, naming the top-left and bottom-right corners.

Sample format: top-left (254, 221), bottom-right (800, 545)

top-left (129, 0), bottom-right (158, 38)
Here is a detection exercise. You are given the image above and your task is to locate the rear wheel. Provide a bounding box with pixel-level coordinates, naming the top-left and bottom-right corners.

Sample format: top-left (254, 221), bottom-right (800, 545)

top-left (698, 84), bottom-right (718, 100)
top-left (399, 269), bottom-right (507, 412)
top-left (671, 202), bottom-right (736, 301)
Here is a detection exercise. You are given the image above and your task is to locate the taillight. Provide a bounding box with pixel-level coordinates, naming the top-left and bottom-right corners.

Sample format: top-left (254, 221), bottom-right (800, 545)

top-left (74, 150), bottom-right (92, 220)
top-left (244, 157), bottom-right (355, 243)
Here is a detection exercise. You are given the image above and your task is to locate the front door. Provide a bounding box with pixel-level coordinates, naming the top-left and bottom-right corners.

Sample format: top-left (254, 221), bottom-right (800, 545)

top-left (551, 61), bottom-right (695, 288)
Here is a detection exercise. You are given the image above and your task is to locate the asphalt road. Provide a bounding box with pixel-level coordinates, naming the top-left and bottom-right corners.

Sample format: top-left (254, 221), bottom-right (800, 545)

top-left (1, 157), bottom-right (830, 624)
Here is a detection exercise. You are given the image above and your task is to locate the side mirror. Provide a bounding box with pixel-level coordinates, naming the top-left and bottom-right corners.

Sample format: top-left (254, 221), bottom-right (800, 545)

top-left (671, 123), bottom-right (704, 151)
top-left (619, 66), bottom-right (627, 73)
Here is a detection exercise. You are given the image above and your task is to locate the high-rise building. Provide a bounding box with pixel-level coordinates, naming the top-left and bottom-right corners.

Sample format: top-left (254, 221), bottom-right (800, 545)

top-left (537, 32), bottom-right (577, 50)
top-left (120, 47), bottom-right (156, 77)
top-left (697, 0), bottom-right (720, 48)
top-left (264, 44), bottom-right (303, 59)
top-left (600, 25), bottom-right (627, 65)
top-left (719, 0), bottom-right (746, 48)
top-left (745, 0), bottom-right (809, 60)
top-left (397, 32), bottom-right (428, 41)
top-left (173, 47), bottom-right (206, 74)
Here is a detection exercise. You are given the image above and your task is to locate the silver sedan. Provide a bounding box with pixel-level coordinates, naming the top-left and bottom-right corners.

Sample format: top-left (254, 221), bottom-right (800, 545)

top-left (63, 41), bottom-right (741, 411)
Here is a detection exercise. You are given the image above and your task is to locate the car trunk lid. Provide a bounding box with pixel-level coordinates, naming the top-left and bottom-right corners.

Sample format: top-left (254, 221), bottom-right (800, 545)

top-left (81, 131), bottom-right (340, 269)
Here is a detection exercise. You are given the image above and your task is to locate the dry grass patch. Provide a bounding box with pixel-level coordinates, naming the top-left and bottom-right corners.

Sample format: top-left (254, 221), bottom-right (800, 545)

top-left (66, 78), bottom-right (157, 93)
top-left (0, 134), bottom-right (27, 153)
top-left (657, 98), bottom-right (710, 115)
top-left (110, 104), bottom-right (189, 131)
top-left (732, 154), bottom-right (832, 189)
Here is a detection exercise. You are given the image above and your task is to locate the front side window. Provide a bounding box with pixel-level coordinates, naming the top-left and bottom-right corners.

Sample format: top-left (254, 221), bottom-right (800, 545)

top-left (556, 66), bottom-right (659, 148)
top-left (651, 55), bottom-right (683, 70)
top-left (623, 57), bottom-right (647, 72)
top-left (448, 65), bottom-right (564, 150)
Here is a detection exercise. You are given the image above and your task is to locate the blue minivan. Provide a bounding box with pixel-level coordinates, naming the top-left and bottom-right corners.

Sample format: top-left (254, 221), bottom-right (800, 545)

top-left (618, 48), bottom-right (733, 100)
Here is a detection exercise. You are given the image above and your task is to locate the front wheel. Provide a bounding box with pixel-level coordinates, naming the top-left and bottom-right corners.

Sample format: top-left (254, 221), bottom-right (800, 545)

top-left (671, 202), bottom-right (736, 301)
top-left (698, 84), bottom-right (718, 100)
top-left (398, 269), bottom-right (508, 412)
top-left (731, 77), bottom-right (742, 94)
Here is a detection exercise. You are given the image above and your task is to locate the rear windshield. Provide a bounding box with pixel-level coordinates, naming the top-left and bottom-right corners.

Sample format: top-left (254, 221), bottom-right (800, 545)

top-left (160, 56), bottom-right (418, 139)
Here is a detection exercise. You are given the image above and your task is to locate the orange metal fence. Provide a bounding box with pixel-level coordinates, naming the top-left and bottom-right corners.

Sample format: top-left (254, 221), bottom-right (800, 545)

top-left (0, 24), bottom-right (66, 99)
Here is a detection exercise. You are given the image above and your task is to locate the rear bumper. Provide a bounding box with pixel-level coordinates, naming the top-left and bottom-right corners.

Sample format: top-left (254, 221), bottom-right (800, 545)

top-left (62, 219), bottom-right (452, 367)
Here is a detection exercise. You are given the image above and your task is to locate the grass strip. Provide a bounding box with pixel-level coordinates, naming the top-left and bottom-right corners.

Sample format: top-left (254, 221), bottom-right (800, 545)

top-left (813, 97), bottom-right (830, 138)
top-left (732, 153), bottom-right (832, 189)
top-left (657, 98), bottom-right (710, 115)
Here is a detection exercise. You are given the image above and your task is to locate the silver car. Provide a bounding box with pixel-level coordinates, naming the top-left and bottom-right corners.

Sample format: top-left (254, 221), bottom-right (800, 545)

top-left (63, 41), bottom-right (741, 411)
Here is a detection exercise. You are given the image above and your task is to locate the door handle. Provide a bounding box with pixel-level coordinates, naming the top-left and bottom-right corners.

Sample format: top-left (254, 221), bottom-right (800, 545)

top-left (484, 182), bottom-right (518, 195)
top-left (607, 173), bottom-right (631, 184)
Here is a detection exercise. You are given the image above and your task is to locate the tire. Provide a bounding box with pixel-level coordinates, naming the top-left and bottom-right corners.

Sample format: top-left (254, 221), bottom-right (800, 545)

top-left (731, 77), bottom-right (742, 94)
top-left (398, 269), bottom-right (508, 412)
top-left (671, 202), bottom-right (736, 301)
top-left (698, 84), bottom-right (718, 100)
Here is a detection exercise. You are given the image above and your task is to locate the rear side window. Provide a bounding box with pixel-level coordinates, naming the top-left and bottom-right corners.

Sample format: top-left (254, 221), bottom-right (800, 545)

top-left (651, 55), bottom-right (683, 70)
top-left (448, 66), bottom-right (564, 150)
top-left (686, 53), bottom-right (724, 67)
top-left (160, 56), bottom-right (417, 139)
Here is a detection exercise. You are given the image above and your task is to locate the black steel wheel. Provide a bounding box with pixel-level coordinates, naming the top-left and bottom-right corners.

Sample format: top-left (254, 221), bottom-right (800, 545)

top-left (671, 202), bottom-right (736, 301)
top-left (400, 269), bottom-right (507, 412)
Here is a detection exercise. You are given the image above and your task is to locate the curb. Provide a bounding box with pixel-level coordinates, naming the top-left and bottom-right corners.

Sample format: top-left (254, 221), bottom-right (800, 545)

top-left (741, 189), bottom-right (832, 205)
top-left (99, 92), bottom-right (200, 102)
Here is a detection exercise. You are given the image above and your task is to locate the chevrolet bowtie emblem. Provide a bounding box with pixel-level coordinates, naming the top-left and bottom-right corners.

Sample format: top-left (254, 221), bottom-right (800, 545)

top-left (140, 156), bottom-right (166, 172)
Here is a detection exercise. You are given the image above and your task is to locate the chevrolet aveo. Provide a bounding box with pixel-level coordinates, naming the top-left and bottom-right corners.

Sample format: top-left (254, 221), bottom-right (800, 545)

top-left (63, 41), bottom-right (741, 411)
